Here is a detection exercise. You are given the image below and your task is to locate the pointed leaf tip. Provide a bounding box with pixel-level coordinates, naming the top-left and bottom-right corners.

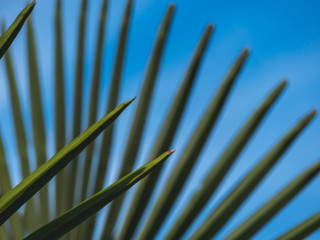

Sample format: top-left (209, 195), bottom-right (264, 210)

top-left (311, 108), bottom-right (318, 116)
top-left (168, 4), bottom-right (176, 11)
top-left (315, 160), bottom-right (320, 168)
top-left (168, 149), bottom-right (176, 154)
top-left (273, 80), bottom-right (288, 94)
top-left (30, 1), bottom-right (36, 9)
top-left (207, 23), bottom-right (215, 32)
top-left (28, 0), bottom-right (36, 6)
top-left (123, 97), bottom-right (136, 106)
top-left (130, 97), bottom-right (137, 103)
top-left (280, 79), bottom-right (288, 87)
top-left (308, 109), bottom-right (317, 119)
top-left (242, 47), bottom-right (250, 57)
top-left (165, 4), bottom-right (175, 19)
top-left (0, 99), bottom-right (132, 225)
top-left (0, 0), bottom-right (36, 58)
top-left (24, 151), bottom-right (173, 240)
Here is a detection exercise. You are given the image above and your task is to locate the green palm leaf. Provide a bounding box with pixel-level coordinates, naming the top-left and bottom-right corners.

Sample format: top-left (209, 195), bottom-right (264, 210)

top-left (119, 23), bottom-right (214, 240)
top-left (0, 99), bottom-right (134, 225)
top-left (139, 47), bottom-right (249, 240)
top-left (0, 1), bottom-right (318, 239)
top-left (54, 0), bottom-right (68, 219)
top-left (2, 25), bottom-right (38, 232)
top-left (165, 80), bottom-right (288, 240)
top-left (0, 1), bottom-right (35, 58)
top-left (0, 223), bottom-right (8, 240)
top-left (0, 134), bottom-right (24, 239)
top-left (25, 17), bottom-right (49, 224)
top-left (24, 150), bottom-right (174, 240)
top-left (79, 0), bottom-right (132, 238)
top-left (102, 3), bottom-right (175, 238)
top-left (276, 212), bottom-right (320, 240)
top-left (189, 109), bottom-right (317, 239)
top-left (67, 0), bottom-right (89, 214)
top-left (79, 0), bottom-right (109, 203)
top-left (223, 159), bottom-right (320, 240)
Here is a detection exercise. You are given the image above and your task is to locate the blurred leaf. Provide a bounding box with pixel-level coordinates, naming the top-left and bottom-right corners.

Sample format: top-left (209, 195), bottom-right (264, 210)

top-left (119, 23), bottom-right (214, 240)
top-left (0, 0), bottom-right (318, 239)
top-left (0, 134), bottom-right (13, 195)
top-left (24, 150), bottom-right (174, 240)
top-left (190, 110), bottom-right (317, 239)
top-left (67, 0), bottom-right (89, 214)
top-left (0, 225), bottom-right (8, 240)
top-left (0, 135), bottom-right (24, 239)
top-left (224, 160), bottom-right (320, 240)
top-left (54, 0), bottom-right (68, 217)
top-left (2, 35), bottom-right (30, 191)
top-left (0, 99), bottom-right (134, 225)
top-left (166, 80), bottom-right (288, 240)
top-left (276, 212), bottom-right (320, 240)
top-left (80, 0), bottom-right (131, 238)
top-left (94, 0), bottom-right (131, 199)
top-left (102, 3), bottom-right (175, 238)
top-left (94, 0), bottom-right (131, 197)
top-left (139, 48), bottom-right (249, 240)
top-left (0, 1), bottom-right (35, 58)
top-left (80, 0), bottom-right (109, 202)
top-left (26, 18), bottom-right (49, 223)
top-left (2, 27), bottom-right (37, 232)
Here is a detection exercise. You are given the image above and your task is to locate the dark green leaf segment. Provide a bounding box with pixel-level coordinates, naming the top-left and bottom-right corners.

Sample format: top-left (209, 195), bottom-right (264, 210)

top-left (0, 1), bottom-right (35, 58)
top-left (0, 99), bottom-right (134, 225)
top-left (24, 150), bottom-right (174, 240)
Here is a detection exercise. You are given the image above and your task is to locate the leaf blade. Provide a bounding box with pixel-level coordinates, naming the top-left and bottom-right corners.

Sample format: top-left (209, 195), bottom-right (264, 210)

top-left (67, 0), bottom-right (89, 214)
top-left (80, 0), bottom-right (109, 202)
top-left (118, 23), bottom-right (214, 240)
top-left (1, 24), bottom-right (38, 232)
top-left (101, 3), bottom-right (175, 238)
top-left (0, 99), bottom-right (134, 225)
top-left (79, 0), bottom-right (131, 238)
top-left (0, 1), bottom-right (35, 58)
top-left (25, 17), bottom-right (49, 224)
top-left (224, 159), bottom-right (320, 240)
top-left (24, 150), bottom-right (174, 240)
top-left (0, 135), bottom-right (24, 239)
top-left (139, 48), bottom-right (249, 240)
top-left (276, 212), bottom-right (320, 240)
top-left (54, 0), bottom-right (68, 218)
top-left (166, 80), bottom-right (288, 240)
top-left (190, 110), bottom-right (317, 240)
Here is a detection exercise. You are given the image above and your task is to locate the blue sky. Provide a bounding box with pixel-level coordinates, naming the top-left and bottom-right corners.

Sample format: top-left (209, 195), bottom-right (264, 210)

top-left (0, 0), bottom-right (319, 239)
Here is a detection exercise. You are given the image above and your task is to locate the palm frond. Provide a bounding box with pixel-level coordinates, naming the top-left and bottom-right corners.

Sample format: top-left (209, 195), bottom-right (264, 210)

top-left (0, 0), bottom-right (319, 239)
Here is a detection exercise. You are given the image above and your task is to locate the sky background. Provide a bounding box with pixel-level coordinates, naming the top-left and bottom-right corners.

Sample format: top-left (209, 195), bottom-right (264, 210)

top-left (0, 0), bottom-right (319, 239)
